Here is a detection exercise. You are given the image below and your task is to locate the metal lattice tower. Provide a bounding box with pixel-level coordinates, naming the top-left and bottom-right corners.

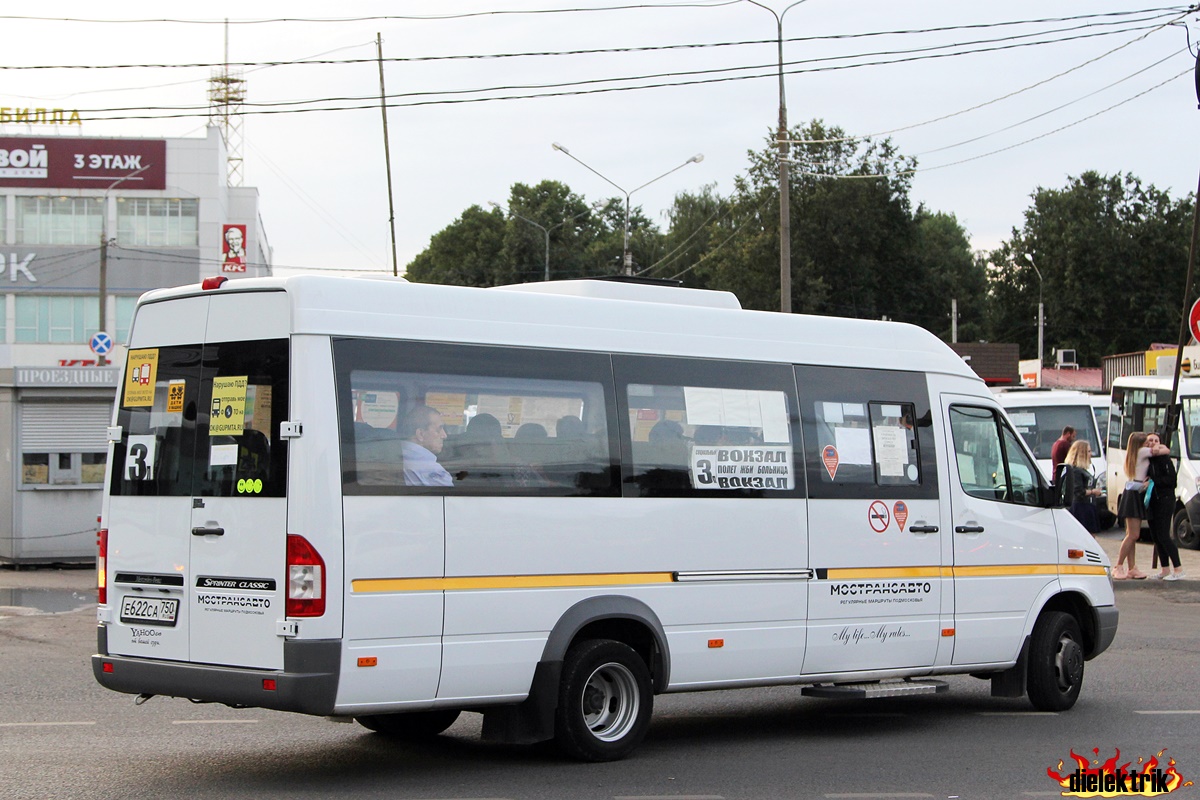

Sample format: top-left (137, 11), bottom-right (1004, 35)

top-left (208, 21), bottom-right (245, 186)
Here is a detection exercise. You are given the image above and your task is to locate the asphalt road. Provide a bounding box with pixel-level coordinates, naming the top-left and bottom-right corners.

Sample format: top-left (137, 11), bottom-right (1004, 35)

top-left (1, 544), bottom-right (1197, 800)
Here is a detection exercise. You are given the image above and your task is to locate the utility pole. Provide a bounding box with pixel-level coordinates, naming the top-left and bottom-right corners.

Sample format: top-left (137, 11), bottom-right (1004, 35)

top-left (99, 229), bottom-right (108, 366)
top-left (378, 33), bottom-right (399, 277)
top-left (1164, 49), bottom-right (1200, 446)
top-left (951, 298), bottom-right (958, 343)
top-left (97, 165), bottom-right (150, 366)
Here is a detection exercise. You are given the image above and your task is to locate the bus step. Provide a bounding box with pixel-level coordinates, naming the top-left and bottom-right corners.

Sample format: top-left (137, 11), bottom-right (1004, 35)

top-left (801, 679), bottom-right (949, 700)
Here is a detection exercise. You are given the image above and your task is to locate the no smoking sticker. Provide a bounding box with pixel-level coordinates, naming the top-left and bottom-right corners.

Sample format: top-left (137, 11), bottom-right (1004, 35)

top-left (868, 501), bottom-right (890, 533)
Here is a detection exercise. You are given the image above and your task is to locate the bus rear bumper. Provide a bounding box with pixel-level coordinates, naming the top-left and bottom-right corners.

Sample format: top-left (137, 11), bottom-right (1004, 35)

top-left (92, 627), bottom-right (340, 716)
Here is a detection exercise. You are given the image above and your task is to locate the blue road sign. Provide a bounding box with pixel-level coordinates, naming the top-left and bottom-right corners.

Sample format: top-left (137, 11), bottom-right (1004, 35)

top-left (90, 331), bottom-right (113, 356)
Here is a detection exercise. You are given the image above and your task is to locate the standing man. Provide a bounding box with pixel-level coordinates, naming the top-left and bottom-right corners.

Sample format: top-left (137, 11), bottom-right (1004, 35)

top-left (400, 405), bottom-right (453, 487)
top-left (1050, 426), bottom-right (1076, 481)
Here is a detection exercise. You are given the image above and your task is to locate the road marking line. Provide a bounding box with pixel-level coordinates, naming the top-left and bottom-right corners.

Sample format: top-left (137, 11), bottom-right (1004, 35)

top-left (0, 721), bottom-right (96, 727)
top-left (171, 719), bottom-right (260, 725)
top-left (825, 794), bottom-right (935, 798)
top-left (826, 713), bottom-right (906, 718)
top-left (1133, 710), bottom-right (1200, 714)
top-left (616, 797), bottom-right (724, 800)
top-left (977, 712), bottom-right (1059, 716)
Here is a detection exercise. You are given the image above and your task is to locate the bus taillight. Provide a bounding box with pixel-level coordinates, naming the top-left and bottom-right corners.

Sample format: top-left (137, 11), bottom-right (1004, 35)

top-left (97, 528), bottom-right (108, 605)
top-left (286, 534), bottom-right (326, 617)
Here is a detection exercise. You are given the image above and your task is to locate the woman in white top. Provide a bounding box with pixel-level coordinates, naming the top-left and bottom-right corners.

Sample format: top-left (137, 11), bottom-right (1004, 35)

top-left (1114, 431), bottom-right (1169, 579)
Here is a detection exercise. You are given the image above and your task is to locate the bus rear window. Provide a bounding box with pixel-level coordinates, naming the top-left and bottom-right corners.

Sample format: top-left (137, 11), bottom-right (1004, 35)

top-left (110, 339), bottom-right (289, 498)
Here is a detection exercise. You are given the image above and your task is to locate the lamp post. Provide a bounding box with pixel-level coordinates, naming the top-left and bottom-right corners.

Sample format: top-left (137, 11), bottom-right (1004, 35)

top-left (551, 143), bottom-right (702, 276)
top-left (1024, 251), bottom-right (1044, 370)
top-left (489, 201), bottom-right (598, 282)
top-left (97, 164), bottom-right (151, 366)
top-left (745, 0), bottom-right (811, 313)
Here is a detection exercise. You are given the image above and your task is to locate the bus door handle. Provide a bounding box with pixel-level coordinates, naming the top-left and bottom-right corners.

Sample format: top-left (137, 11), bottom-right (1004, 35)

top-left (954, 524), bottom-right (985, 534)
top-left (191, 526), bottom-right (225, 537)
top-left (909, 524), bottom-right (939, 533)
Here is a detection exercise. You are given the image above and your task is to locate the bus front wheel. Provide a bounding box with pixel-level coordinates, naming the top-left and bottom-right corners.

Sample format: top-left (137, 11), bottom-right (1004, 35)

top-left (554, 639), bottom-right (653, 762)
top-left (1172, 508), bottom-right (1200, 550)
top-left (1027, 611), bottom-right (1084, 712)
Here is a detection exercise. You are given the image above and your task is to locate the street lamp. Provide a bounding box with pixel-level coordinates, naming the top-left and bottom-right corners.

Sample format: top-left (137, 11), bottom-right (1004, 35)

top-left (97, 164), bottom-right (151, 366)
top-left (1024, 252), bottom-right (1044, 369)
top-left (745, 0), bottom-right (812, 313)
top-left (489, 201), bottom-right (598, 282)
top-left (551, 142), bottom-right (703, 276)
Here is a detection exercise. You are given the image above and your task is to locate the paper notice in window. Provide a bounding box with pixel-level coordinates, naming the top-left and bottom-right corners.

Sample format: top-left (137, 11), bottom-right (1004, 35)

top-left (873, 426), bottom-right (909, 477)
top-left (835, 426), bottom-right (872, 465)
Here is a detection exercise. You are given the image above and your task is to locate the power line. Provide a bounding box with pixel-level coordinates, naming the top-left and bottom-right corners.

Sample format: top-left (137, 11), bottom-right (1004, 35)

top-left (31, 19), bottom-right (1183, 122)
top-left (0, 8), bottom-right (1182, 71)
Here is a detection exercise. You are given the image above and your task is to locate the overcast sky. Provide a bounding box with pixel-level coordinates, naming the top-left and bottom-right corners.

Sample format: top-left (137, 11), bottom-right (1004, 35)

top-left (4, 1), bottom-right (1198, 279)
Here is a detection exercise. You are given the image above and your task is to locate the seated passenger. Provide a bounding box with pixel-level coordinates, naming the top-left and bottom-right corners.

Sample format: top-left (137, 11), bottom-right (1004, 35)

top-left (556, 415), bottom-right (586, 440)
top-left (353, 422), bottom-right (405, 487)
top-left (692, 425), bottom-right (726, 446)
top-left (400, 405), bottom-right (453, 487)
top-left (447, 413), bottom-right (509, 476)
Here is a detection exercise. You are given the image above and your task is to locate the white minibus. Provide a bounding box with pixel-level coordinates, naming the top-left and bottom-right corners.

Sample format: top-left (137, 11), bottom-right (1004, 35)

top-left (1107, 375), bottom-right (1200, 550)
top-left (93, 275), bottom-right (1117, 761)
top-left (994, 388), bottom-right (1112, 528)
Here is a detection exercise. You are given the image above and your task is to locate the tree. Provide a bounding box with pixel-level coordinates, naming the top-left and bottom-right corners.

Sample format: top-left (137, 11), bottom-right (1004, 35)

top-left (405, 204), bottom-right (506, 286)
top-left (496, 181), bottom-right (602, 284)
top-left (404, 180), bottom-right (662, 285)
top-left (663, 120), bottom-right (981, 328)
top-left (911, 208), bottom-right (985, 342)
top-left (986, 172), bottom-right (1194, 365)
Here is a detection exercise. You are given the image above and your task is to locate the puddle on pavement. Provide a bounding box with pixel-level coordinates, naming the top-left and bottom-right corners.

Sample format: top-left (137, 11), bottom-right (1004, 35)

top-left (0, 588), bottom-right (94, 613)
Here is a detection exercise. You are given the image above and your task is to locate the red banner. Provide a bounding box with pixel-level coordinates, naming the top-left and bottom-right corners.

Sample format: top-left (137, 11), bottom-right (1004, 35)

top-left (0, 137), bottom-right (166, 189)
top-left (222, 224), bottom-right (247, 272)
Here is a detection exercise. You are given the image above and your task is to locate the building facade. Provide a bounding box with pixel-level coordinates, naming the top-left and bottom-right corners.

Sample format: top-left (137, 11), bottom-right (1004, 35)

top-left (0, 126), bottom-right (271, 562)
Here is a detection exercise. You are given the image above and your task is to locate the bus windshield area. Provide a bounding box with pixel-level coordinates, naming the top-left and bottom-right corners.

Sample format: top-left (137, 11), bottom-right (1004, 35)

top-left (1183, 397), bottom-right (1200, 460)
top-left (1004, 405), bottom-right (1099, 460)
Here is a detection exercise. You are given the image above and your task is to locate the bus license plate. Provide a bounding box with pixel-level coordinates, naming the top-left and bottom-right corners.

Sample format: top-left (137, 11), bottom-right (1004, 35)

top-left (120, 596), bottom-right (179, 626)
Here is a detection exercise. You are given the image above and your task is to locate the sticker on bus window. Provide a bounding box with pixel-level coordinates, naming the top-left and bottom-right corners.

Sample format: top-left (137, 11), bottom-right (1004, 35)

top-left (166, 380), bottom-right (186, 414)
top-left (123, 350), bottom-right (160, 407)
top-left (690, 445), bottom-right (793, 490)
top-left (124, 435), bottom-right (158, 481)
top-left (209, 376), bottom-right (248, 436)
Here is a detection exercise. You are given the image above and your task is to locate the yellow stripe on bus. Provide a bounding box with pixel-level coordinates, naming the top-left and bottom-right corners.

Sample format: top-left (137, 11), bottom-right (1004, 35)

top-left (352, 572), bottom-right (675, 593)
top-left (824, 567), bottom-right (948, 580)
top-left (353, 564), bottom-right (1107, 593)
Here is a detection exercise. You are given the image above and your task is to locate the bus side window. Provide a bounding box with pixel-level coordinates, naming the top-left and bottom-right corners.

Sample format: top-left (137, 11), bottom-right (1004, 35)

top-left (335, 340), bottom-right (619, 497)
top-left (614, 355), bottom-right (802, 499)
top-left (795, 365), bottom-right (937, 500)
top-left (949, 405), bottom-right (1042, 506)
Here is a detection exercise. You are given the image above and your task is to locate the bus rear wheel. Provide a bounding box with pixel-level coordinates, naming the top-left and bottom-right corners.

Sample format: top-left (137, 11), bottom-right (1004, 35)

top-left (1027, 611), bottom-right (1084, 712)
top-left (554, 639), bottom-right (653, 762)
top-left (355, 709), bottom-right (461, 738)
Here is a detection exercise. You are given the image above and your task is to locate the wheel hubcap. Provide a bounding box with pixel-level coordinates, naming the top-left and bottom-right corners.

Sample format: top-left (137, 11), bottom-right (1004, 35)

top-left (1054, 634), bottom-right (1084, 692)
top-left (580, 661), bottom-right (639, 742)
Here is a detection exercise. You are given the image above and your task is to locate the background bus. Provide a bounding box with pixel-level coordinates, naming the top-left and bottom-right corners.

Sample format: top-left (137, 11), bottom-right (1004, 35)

top-left (995, 388), bottom-right (1112, 528)
top-left (1106, 375), bottom-right (1200, 550)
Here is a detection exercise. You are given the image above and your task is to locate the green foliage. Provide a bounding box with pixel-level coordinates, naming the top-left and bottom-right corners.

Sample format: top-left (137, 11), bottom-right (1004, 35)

top-left (404, 204), bottom-right (506, 286)
top-left (402, 135), bottom-right (1196, 363)
top-left (662, 120), bottom-right (979, 329)
top-left (987, 171), bottom-right (1194, 366)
